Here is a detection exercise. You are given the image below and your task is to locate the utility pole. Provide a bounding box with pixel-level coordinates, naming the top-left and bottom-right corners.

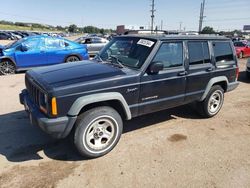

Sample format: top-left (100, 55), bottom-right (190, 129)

top-left (198, 0), bottom-right (206, 33)
top-left (161, 20), bottom-right (163, 30)
top-left (150, 0), bottom-right (156, 33)
top-left (179, 21), bottom-right (182, 32)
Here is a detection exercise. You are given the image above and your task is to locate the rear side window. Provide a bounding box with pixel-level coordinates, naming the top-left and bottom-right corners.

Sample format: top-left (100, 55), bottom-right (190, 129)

top-left (188, 41), bottom-right (210, 65)
top-left (213, 41), bottom-right (234, 63)
top-left (153, 42), bottom-right (183, 68)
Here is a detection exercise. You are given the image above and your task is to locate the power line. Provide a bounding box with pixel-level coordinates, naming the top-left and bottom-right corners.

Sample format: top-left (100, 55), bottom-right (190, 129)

top-left (204, 17), bottom-right (250, 22)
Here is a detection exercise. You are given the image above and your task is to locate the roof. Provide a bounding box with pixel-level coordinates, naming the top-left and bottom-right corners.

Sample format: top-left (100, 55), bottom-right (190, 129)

top-left (117, 34), bottom-right (229, 41)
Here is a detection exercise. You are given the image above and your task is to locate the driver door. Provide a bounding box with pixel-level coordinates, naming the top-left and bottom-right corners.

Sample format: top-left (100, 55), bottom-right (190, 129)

top-left (15, 37), bottom-right (47, 68)
top-left (139, 41), bottom-right (187, 115)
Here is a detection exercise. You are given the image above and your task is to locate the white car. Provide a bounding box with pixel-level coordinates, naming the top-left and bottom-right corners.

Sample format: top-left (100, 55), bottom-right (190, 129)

top-left (247, 58), bottom-right (250, 78)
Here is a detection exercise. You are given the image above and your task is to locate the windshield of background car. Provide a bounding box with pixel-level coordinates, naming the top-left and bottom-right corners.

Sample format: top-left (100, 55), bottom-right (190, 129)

top-left (234, 42), bottom-right (246, 47)
top-left (99, 37), bottom-right (157, 69)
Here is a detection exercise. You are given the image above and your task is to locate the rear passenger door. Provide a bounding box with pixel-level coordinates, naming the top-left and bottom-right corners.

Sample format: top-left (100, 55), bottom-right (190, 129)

top-left (45, 37), bottom-right (68, 65)
top-left (185, 41), bottom-right (213, 102)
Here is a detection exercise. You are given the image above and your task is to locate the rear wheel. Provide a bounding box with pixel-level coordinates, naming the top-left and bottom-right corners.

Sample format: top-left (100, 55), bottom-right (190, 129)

top-left (74, 106), bottom-right (123, 158)
top-left (65, 55), bottom-right (80, 62)
top-left (0, 60), bottom-right (16, 75)
top-left (246, 71), bottom-right (250, 79)
top-left (197, 85), bottom-right (224, 118)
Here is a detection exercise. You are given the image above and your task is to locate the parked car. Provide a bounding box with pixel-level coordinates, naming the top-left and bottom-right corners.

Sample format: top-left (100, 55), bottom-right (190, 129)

top-left (75, 36), bottom-right (108, 57)
top-left (0, 32), bottom-right (14, 40)
top-left (246, 58), bottom-right (250, 78)
top-left (20, 35), bottom-right (239, 158)
top-left (234, 41), bottom-right (250, 58)
top-left (0, 35), bottom-right (89, 75)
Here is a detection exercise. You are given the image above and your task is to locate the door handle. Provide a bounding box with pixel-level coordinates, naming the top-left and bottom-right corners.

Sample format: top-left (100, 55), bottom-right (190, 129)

top-left (40, 50), bottom-right (45, 53)
top-left (178, 71), bottom-right (187, 76)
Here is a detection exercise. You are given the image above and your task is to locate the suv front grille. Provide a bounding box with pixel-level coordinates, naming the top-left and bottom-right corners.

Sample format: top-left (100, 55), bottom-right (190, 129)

top-left (25, 75), bottom-right (42, 107)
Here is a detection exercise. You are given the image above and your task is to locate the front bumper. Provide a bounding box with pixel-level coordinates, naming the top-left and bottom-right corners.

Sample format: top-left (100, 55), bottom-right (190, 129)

top-left (19, 90), bottom-right (76, 139)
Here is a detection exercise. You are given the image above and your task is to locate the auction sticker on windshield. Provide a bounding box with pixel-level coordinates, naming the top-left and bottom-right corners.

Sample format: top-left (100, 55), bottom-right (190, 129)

top-left (137, 39), bottom-right (155, 47)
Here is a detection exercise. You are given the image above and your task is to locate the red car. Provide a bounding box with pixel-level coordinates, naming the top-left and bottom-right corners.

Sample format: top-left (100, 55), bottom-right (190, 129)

top-left (234, 41), bottom-right (250, 58)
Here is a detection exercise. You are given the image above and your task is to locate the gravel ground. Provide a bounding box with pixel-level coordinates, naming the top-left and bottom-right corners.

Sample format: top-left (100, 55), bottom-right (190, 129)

top-left (0, 54), bottom-right (249, 187)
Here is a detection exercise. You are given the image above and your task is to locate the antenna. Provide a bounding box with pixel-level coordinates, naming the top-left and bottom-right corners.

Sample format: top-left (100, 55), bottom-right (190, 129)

top-left (150, 0), bottom-right (156, 33)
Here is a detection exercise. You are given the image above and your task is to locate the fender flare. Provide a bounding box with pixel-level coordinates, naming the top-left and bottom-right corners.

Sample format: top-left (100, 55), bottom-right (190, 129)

top-left (68, 92), bottom-right (132, 120)
top-left (200, 76), bottom-right (228, 101)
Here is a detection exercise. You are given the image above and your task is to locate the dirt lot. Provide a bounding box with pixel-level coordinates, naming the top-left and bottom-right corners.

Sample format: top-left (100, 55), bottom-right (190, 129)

top-left (0, 55), bottom-right (249, 187)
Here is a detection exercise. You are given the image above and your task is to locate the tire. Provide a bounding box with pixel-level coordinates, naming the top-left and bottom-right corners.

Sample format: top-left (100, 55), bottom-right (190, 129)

top-left (74, 106), bottom-right (123, 158)
top-left (65, 55), bottom-right (80, 62)
top-left (197, 85), bottom-right (224, 118)
top-left (246, 71), bottom-right (250, 79)
top-left (0, 59), bottom-right (16, 75)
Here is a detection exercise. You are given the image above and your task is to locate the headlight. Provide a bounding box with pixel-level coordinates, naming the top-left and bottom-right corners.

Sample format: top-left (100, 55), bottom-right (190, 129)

top-left (39, 93), bottom-right (48, 114)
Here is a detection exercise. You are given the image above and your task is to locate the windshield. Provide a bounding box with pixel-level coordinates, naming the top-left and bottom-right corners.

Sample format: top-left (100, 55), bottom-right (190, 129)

top-left (234, 42), bottom-right (246, 47)
top-left (97, 37), bottom-right (156, 69)
top-left (5, 38), bottom-right (26, 49)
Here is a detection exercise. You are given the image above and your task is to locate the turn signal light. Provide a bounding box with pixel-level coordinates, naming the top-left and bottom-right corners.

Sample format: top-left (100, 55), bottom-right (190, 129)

top-left (51, 97), bottom-right (57, 116)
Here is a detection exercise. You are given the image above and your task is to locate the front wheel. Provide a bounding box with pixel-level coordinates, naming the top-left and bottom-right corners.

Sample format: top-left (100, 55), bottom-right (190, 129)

top-left (197, 85), bottom-right (224, 118)
top-left (74, 106), bottom-right (123, 158)
top-left (0, 60), bottom-right (16, 75)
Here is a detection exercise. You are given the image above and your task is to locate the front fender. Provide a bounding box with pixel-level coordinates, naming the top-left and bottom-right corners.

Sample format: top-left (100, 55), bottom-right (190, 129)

top-left (68, 92), bottom-right (132, 120)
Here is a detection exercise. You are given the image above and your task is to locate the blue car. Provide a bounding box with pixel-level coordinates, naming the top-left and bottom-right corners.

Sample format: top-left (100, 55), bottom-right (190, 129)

top-left (0, 35), bottom-right (89, 75)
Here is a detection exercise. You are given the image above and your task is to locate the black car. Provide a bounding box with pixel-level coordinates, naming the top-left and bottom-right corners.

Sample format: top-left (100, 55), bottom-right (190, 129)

top-left (20, 35), bottom-right (239, 158)
top-left (0, 32), bottom-right (13, 40)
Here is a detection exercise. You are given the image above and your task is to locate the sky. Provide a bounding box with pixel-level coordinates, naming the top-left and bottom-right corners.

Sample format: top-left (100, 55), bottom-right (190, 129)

top-left (0, 0), bottom-right (249, 31)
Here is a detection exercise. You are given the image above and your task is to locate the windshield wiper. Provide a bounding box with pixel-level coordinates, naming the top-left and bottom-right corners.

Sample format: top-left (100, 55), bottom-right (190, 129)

top-left (107, 55), bottom-right (125, 68)
top-left (95, 53), bottom-right (104, 63)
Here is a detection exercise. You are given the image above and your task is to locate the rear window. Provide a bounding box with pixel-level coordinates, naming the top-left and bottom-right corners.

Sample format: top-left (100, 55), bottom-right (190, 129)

top-left (188, 41), bottom-right (210, 65)
top-left (213, 41), bottom-right (234, 63)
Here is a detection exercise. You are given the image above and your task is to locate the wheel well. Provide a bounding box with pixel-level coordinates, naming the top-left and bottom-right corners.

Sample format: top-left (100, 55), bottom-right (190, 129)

top-left (78, 100), bottom-right (127, 120)
top-left (64, 54), bottom-right (81, 62)
top-left (212, 81), bottom-right (227, 92)
top-left (1, 58), bottom-right (15, 64)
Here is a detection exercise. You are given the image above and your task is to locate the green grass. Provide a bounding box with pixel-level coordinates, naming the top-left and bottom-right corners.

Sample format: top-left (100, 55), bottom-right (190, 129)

top-left (0, 24), bottom-right (58, 32)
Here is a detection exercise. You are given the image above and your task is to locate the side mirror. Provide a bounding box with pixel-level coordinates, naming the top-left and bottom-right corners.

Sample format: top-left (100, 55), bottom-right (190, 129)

top-left (148, 61), bottom-right (164, 74)
top-left (20, 44), bottom-right (28, 52)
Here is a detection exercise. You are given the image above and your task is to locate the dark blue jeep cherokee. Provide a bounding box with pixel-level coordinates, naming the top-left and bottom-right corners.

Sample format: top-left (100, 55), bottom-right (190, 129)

top-left (20, 35), bottom-right (239, 158)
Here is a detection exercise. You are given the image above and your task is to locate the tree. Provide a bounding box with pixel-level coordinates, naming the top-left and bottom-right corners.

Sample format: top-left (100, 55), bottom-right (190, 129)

top-left (56, 25), bottom-right (64, 31)
top-left (68, 24), bottom-right (77, 33)
top-left (201, 26), bottom-right (215, 34)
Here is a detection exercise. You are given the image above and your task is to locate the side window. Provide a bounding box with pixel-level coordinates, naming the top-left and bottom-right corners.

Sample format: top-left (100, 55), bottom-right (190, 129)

top-left (23, 38), bottom-right (40, 50)
top-left (45, 38), bottom-right (65, 49)
top-left (213, 41), bottom-right (234, 63)
top-left (92, 38), bottom-right (103, 44)
top-left (153, 42), bottom-right (183, 68)
top-left (188, 41), bottom-right (210, 65)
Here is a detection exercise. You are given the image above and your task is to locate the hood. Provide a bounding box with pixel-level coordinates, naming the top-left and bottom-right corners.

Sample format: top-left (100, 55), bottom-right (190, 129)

top-left (29, 60), bottom-right (126, 88)
top-left (0, 45), bottom-right (4, 50)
